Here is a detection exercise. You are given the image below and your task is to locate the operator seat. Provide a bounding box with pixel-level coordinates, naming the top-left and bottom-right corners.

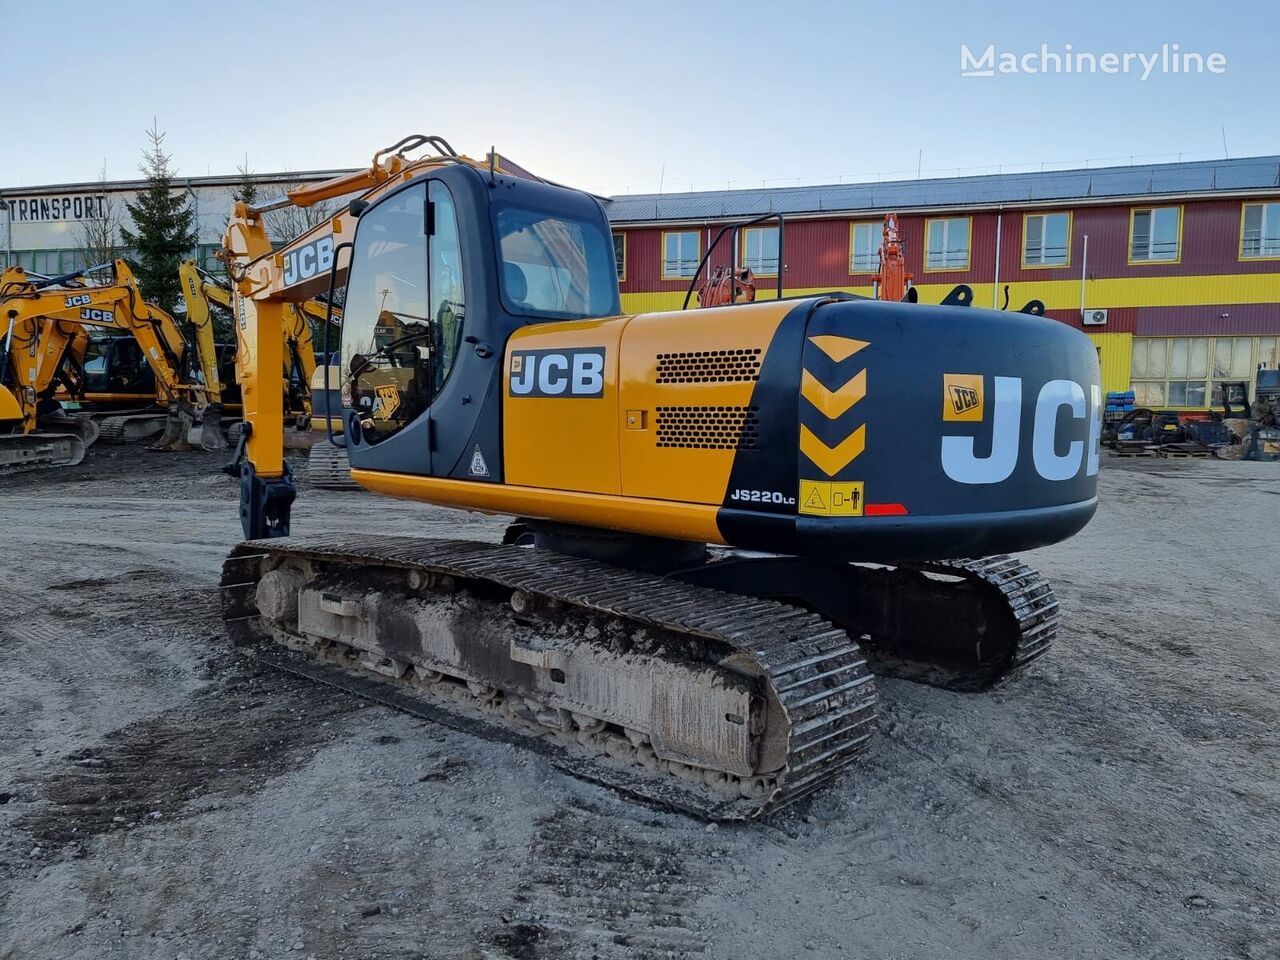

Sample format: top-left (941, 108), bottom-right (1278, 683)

top-left (504, 262), bottom-right (531, 313)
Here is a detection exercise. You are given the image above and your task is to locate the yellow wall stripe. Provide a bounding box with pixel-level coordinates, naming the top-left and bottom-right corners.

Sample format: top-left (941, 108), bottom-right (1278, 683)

top-left (621, 272), bottom-right (1280, 315)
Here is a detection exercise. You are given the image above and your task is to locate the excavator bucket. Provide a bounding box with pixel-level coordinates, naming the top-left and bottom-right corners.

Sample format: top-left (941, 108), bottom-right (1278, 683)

top-left (188, 404), bottom-right (228, 453)
top-left (150, 402), bottom-right (195, 452)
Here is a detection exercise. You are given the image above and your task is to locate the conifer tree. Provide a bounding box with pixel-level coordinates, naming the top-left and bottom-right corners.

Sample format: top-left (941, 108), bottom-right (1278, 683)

top-left (121, 121), bottom-right (197, 314)
top-left (232, 156), bottom-right (260, 207)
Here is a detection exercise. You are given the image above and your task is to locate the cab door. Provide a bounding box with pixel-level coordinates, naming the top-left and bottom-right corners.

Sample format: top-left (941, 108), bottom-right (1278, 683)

top-left (341, 178), bottom-right (472, 477)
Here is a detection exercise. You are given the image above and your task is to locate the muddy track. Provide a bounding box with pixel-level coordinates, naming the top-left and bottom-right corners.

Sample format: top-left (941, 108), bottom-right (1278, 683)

top-left (487, 802), bottom-right (708, 959)
top-left (18, 666), bottom-right (360, 850)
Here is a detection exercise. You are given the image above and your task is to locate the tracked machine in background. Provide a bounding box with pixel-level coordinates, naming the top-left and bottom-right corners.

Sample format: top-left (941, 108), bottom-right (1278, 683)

top-left (0, 261), bottom-right (226, 471)
top-left (220, 135), bottom-right (1101, 819)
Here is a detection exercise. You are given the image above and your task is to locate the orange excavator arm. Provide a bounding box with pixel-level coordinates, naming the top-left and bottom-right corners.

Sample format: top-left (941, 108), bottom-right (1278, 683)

top-left (871, 213), bottom-right (913, 302)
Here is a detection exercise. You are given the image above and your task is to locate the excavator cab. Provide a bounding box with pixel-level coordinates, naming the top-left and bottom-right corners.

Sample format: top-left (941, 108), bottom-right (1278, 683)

top-left (338, 165), bottom-right (618, 479)
top-left (80, 336), bottom-right (156, 399)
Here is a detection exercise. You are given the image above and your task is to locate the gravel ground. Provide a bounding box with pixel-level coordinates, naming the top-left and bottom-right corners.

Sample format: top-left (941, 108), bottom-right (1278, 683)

top-left (0, 446), bottom-right (1276, 960)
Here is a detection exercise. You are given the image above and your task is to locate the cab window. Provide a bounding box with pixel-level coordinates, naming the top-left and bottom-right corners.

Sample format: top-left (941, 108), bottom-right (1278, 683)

top-left (340, 181), bottom-right (466, 443)
top-left (495, 203), bottom-right (617, 320)
top-left (429, 181), bottom-right (466, 392)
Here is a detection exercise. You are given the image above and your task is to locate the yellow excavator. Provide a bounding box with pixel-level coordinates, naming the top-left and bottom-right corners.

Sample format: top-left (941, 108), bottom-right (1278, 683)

top-left (0, 260), bottom-right (223, 470)
top-left (179, 258), bottom-right (353, 487)
top-left (220, 135), bottom-right (1101, 819)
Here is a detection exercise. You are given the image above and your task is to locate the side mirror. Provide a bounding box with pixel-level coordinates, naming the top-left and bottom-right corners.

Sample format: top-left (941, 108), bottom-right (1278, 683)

top-left (348, 199), bottom-right (369, 218)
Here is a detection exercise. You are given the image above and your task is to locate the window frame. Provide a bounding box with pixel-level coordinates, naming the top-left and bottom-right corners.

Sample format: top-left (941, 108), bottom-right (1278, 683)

top-left (340, 178), bottom-right (434, 445)
top-left (611, 231), bottom-right (627, 282)
top-left (739, 225), bottom-right (780, 278)
top-left (923, 216), bottom-right (972, 273)
top-left (1127, 205), bottom-right (1183, 265)
top-left (848, 220), bottom-right (880, 275)
top-left (1129, 334), bottom-right (1272, 409)
top-left (1020, 211), bottom-right (1073, 269)
top-left (660, 229), bottom-right (700, 280)
top-left (1239, 200), bottom-right (1280, 261)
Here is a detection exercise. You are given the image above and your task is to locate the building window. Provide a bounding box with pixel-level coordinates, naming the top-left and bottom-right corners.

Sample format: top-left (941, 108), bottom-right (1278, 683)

top-left (612, 232), bottom-right (626, 281)
top-left (1130, 335), bottom-right (1277, 408)
top-left (1241, 202), bottom-right (1280, 259)
top-left (1022, 212), bottom-right (1071, 267)
top-left (849, 221), bottom-right (878, 273)
top-left (661, 230), bottom-right (700, 279)
top-left (741, 226), bottom-right (780, 276)
top-left (1130, 206), bottom-right (1181, 262)
top-left (925, 217), bottom-right (970, 270)
top-left (30, 250), bottom-right (69, 274)
top-left (197, 244), bottom-right (224, 275)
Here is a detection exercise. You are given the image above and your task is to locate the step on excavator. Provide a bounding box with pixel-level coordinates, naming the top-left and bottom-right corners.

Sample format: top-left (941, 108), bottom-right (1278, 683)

top-left (179, 259), bottom-right (355, 488)
top-left (0, 260), bottom-right (224, 471)
top-left (220, 135), bottom-right (1101, 819)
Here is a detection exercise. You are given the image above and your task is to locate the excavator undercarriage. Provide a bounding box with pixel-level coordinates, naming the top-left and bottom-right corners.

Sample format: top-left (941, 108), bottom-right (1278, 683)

top-left (222, 522), bottom-right (1057, 818)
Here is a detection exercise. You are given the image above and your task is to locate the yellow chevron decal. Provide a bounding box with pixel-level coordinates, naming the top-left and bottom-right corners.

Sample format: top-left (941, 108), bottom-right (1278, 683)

top-left (808, 335), bottom-right (870, 362)
top-left (801, 368), bottom-right (866, 419)
top-left (800, 423), bottom-right (866, 476)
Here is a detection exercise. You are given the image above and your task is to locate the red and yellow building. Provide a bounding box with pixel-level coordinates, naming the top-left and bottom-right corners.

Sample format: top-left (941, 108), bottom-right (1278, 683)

top-left (605, 156), bottom-right (1280, 410)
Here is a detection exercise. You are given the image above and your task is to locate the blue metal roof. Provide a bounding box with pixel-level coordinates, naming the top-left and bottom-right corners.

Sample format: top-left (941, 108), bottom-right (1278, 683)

top-left (603, 155), bottom-right (1280, 224)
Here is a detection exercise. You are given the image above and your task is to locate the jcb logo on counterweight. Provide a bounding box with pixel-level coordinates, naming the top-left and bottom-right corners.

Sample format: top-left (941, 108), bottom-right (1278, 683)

top-left (943, 374), bottom-right (984, 421)
top-left (941, 374), bottom-right (1102, 483)
top-left (508, 348), bottom-right (605, 398)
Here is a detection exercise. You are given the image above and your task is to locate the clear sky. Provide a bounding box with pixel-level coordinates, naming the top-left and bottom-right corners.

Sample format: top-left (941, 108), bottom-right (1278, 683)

top-left (4, 0), bottom-right (1275, 194)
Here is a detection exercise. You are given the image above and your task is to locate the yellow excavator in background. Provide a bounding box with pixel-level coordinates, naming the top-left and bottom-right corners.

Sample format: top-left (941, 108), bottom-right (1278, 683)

top-left (178, 258), bottom-right (353, 487)
top-left (220, 135), bottom-right (1101, 819)
top-left (0, 260), bottom-right (224, 471)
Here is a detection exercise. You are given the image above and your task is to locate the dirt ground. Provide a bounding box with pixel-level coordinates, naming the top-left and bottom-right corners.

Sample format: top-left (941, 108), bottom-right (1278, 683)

top-left (0, 445), bottom-right (1276, 960)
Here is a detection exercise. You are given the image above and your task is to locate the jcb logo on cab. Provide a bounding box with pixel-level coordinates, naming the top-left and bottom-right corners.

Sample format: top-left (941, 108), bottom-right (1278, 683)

top-left (509, 348), bottom-right (606, 398)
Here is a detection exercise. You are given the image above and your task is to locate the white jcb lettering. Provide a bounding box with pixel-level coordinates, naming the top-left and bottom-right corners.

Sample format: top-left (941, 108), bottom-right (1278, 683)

top-left (1032, 379), bottom-right (1086, 481)
top-left (508, 349), bottom-right (606, 398)
top-left (298, 246), bottom-right (314, 279)
top-left (1086, 384), bottom-right (1101, 476)
top-left (315, 237), bottom-right (334, 274)
top-left (509, 364), bottom-right (535, 395)
top-left (942, 376), bottom-right (1102, 484)
top-left (538, 354), bottom-right (569, 394)
top-left (281, 238), bottom-right (334, 287)
top-left (572, 352), bottom-right (604, 395)
top-left (942, 376), bottom-right (1022, 484)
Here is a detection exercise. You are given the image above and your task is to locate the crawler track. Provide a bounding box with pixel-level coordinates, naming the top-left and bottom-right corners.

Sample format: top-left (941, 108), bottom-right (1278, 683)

top-left (221, 534), bottom-right (878, 819)
top-left (896, 555), bottom-right (1059, 688)
top-left (307, 442), bottom-right (358, 489)
top-left (0, 431), bottom-right (88, 475)
top-left (98, 413), bottom-right (166, 443)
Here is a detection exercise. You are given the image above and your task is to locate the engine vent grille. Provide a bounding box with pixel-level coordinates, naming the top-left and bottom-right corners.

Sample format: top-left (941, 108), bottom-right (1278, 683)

top-left (655, 348), bottom-right (762, 384)
top-left (655, 405), bottom-right (760, 450)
